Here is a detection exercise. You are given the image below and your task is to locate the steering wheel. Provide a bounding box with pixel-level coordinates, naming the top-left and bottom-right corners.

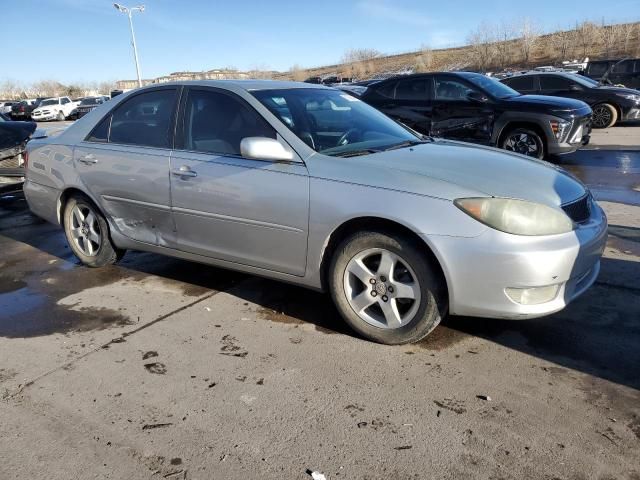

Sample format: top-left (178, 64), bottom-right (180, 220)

top-left (337, 128), bottom-right (360, 147)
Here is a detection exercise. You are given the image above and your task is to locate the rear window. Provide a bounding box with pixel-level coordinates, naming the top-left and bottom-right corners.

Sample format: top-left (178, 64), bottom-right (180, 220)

top-left (588, 62), bottom-right (610, 76)
top-left (612, 60), bottom-right (635, 74)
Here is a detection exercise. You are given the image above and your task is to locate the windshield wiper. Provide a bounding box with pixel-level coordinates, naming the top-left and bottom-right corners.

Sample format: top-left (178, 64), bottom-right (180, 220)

top-left (331, 149), bottom-right (380, 158)
top-left (381, 139), bottom-right (430, 152)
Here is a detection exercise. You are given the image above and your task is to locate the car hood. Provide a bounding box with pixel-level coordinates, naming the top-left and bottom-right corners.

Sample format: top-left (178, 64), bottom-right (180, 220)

top-left (0, 121), bottom-right (37, 150)
top-left (312, 140), bottom-right (586, 206)
top-left (595, 85), bottom-right (640, 95)
top-left (505, 94), bottom-right (589, 111)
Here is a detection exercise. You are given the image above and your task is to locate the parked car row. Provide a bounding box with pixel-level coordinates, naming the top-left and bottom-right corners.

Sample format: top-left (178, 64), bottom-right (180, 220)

top-left (7, 95), bottom-right (110, 121)
top-left (0, 112), bottom-right (36, 193)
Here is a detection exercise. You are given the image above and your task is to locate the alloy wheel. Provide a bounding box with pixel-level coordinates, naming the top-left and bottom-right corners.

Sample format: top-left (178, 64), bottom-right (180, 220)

top-left (69, 204), bottom-right (102, 256)
top-left (592, 106), bottom-right (612, 128)
top-left (343, 248), bottom-right (421, 329)
top-left (503, 133), bottom-right (539, 156)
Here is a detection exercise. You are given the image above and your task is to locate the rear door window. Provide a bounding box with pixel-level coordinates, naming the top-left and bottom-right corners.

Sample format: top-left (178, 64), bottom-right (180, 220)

top-left (539, 75), bottom-right (574, 91)
top-left (395, 78), bottom-right (430, 100)
top-left (588, 62), bottom-right (610, 76)
top-left (505, 75), bottom-right (537, 93)
top-left (109, 89), bottom-right (177, 148)
top-left (612, 60), bottom-right (634, 74)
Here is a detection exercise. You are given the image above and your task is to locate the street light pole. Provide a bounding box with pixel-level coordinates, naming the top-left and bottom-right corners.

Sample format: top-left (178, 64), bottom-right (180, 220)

top-left (114, 3), bottom-right (145, 88)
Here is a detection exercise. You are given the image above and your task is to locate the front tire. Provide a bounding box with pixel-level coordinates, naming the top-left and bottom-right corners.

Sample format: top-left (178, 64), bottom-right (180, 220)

top-left (57, 111), bottom-right (65, 121)
top-left (500, 127), bottom-right (545, 159)
top-left (63, 194), bottom-right (124, 267)
top-left (329, 230), bottom-right (446, 345)
top-left (591, 103), bottom-right (617, 129)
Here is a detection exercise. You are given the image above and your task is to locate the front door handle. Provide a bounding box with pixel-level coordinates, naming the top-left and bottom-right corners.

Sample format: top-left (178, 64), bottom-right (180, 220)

top-left (171, 165), bottom-right (197, 178)
top-left (78, 154), bottom-right (97, 165)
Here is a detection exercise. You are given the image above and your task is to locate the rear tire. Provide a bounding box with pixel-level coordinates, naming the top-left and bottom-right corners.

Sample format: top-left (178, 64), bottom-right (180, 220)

top-left (63, 194), bottom-right (125, 267)
top-left (500, 127), bottom-right (545, 159)
top-left (329, 230), bottom-right (446, 345)
top-left (591, 103), bottom-right (617, 129)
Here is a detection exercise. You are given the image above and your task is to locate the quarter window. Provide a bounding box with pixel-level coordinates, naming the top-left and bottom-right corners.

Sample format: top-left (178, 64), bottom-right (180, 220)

top-left (86, 116), bottom-right (110, 143)
top-left (183, 89), bottom-right (275, 156)
top-left (109, 89), bottom-right (177, 148)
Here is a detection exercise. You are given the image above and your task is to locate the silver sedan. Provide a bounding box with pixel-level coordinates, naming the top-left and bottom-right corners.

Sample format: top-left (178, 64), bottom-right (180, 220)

top-left (23, 81), bottom-right (607, 344)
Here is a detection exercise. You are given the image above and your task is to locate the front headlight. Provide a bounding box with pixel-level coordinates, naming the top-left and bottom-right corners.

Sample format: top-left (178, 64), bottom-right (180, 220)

top-left (550, 120), bottom-right (571, 141)
top-left (455, 197), bottom-right (575, 236)
top-left (619, 93), bottom-right (640, 102)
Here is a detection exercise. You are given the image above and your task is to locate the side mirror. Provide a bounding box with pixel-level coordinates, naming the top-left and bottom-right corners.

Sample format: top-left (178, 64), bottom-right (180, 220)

top-left (467, 91), bottom-right (488, 103)
top-left (240, 137), bottom-right (294, 162)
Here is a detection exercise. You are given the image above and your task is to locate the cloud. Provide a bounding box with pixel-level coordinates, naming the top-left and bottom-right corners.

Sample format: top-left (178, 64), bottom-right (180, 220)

top-left (356, 0), bottom-right (432, 27)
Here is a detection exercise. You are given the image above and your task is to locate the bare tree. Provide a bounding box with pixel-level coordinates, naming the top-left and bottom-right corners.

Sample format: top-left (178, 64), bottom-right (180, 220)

top-left (289, 64), bottom-right (306, 82)
top-left (0, 79), bottom-right (22, 99)
top-left (467, 22), bottom-right (496, 72)
top-left (575, 21), bottom-right (599, 59)
top-left (495, 21), bottom-right (516, 69)
top-left (341, 48), bottom-right (381, 64)
top-left (517, 18), bottom-right (540, 66)
top-left (549, 28), bottom-right (576, 62)
top-left (414, 45), bottom-right (433, 72)
top-left (599, 23), bottom-right (624, 58)
top-left (617, 23), bottom-right (637, 55)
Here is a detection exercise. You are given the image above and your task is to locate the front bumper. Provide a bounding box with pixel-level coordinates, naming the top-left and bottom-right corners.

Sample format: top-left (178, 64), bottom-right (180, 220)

top-left (427, 201), bottom-right (607, 319)
top-left (31, 113), bottom-right (57, 121)
top-left (621, 106), bottom-right (640, 122)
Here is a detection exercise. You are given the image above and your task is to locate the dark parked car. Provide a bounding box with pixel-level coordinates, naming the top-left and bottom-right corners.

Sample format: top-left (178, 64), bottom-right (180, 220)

top-left (581, 59), bottom-right (640, 89)
top-left (0, 113), bottom-right (37, 193)
top-left (10, 98), bottom-right (44, 120)
top-left (501, 72), bottom-right (640, 128)
top-left (69, 95), bottom-right (110, 120)
top-left (349, 72), bottom-right (592, 159)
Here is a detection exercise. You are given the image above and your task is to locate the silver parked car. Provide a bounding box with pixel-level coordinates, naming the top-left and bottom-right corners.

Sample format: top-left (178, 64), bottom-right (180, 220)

top-left (24, 81), bottom-right (607, 344)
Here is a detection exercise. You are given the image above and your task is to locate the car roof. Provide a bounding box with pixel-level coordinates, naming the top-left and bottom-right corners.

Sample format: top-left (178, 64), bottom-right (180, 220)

top-left (139, 80), bottom-right (333, 92)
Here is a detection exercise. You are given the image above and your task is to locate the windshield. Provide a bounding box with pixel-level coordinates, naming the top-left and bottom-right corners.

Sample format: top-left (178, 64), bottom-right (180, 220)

top-left (251, 88), bottom-right (421, 156)
top-left (40, 99), bottom-right (59, 106)
top-left (462, 73), bottom-right (520, 99)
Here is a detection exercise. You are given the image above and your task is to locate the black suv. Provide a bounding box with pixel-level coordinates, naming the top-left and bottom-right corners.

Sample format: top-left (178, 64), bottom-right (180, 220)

top-left (501, 72), bottom-right (640, 128)
top-left (582, 59), bottom-right (640, 89)
top-left (349, 72), bottom-right (592, 159)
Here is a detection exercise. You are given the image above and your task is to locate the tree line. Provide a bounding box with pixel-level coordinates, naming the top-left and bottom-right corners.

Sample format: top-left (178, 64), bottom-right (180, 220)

top-left (0, 80), bottom-right (118, 101)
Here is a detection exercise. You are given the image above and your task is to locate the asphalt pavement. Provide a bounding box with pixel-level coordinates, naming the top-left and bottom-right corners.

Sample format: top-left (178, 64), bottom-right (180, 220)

top-left (1, 124), bottom-right (639, 479)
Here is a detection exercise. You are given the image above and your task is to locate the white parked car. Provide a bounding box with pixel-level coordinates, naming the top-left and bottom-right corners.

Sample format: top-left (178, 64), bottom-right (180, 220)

top-left (31, 97), bottom-right (77, 121)
top-left (0, 101), bottom-right (18, 115)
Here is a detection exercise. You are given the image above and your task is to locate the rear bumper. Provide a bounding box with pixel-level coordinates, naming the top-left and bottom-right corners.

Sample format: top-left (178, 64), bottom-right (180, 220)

top-left (427, 200), bottom-right (607, 319)
top-left (23, 179), bottom-right (61, 224)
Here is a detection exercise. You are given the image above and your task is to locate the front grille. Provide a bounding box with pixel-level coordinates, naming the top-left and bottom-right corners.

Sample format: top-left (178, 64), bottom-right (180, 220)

top-left (562, 194), bottom-right (591, 223)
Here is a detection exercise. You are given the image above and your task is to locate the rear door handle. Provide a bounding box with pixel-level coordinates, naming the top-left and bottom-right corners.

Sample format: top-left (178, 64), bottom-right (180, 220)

top-left (171, 165), bottom-right (197, 178)
top-left (78, 154), bottom-right (97, 165)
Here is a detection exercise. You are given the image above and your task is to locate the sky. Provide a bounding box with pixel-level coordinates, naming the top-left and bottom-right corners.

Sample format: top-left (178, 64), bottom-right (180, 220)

top-left (3, 0), bottom-right (640, 84)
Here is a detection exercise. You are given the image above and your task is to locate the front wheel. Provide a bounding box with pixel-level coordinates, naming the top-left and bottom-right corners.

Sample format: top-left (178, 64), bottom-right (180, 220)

top-left (500, 128), bottom-right (545, 159)
top-left (329, 230), bottom-right (446, 345)
top-left (63, 194), bottom-right (125, 267)
top-left (57, 111), bottom-right (65, 121)
top-left (591, 103), bottom-right (617, 129)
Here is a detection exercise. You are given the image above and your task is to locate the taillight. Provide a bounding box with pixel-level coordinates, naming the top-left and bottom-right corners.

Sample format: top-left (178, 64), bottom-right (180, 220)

top-left (20, 105), bottom-right (25, 112)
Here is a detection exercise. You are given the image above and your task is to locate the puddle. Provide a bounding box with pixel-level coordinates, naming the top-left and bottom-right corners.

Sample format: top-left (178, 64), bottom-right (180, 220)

top-left (0, 278), bottom-right (27, 294)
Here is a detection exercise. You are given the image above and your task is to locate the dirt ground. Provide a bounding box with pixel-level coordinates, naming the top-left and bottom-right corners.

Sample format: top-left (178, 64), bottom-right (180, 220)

top-left (0, 127), bottom-right (639, 480)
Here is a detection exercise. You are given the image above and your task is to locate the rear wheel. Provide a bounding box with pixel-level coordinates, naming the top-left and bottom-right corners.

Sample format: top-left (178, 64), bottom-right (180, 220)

top-left (329, 230), bottom-right (446, 345)
top-left (591, 103), bottom-right (617, 129)
top-left (63, 194), bottom-right (124, 267)
top-left (501, 127), bottom-right (545, 159)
